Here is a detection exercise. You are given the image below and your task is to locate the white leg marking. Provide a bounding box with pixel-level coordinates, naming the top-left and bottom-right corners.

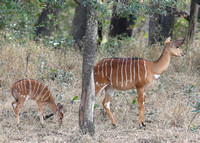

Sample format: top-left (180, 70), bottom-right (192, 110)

top-left (105, 102), bottom-right (110, 109)
top-left (144, 60), bottom-right (147, 79)
top-left (12, 89), bottom-right (17, 100)
top-left (154, 74), bottom-right (160, 79)
top-left (96, 84), bottom-right (108, 95)
top-left (13, 103), bottom-right (17, 108)
top-left (130, 58), bottom-right (132, 83)
top-left (25, 95), bottom-right (29, 102)
top-left (116, 58), bottom-right (120, 86)
top-left (125, 58), bottom-right (128, 87)
top-left (143, 92), bottom-right (146, 98)
top-left (138, 58), bottom-right (141, 81)
top-left (110, 59), bottom-right (114, 86)
top-left (121, 58), bottom-right (125, 87)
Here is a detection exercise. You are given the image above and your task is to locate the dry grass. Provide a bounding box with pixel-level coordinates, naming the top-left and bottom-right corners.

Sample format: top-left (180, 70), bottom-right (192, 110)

top-left (0, 37), bottom-right (199, 143)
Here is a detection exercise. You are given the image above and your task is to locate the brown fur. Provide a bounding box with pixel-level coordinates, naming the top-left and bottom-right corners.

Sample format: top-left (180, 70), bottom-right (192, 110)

top-left (94, 37), bottom-right (185, 126)
top-left (11, 79), bottom-right (63, 125)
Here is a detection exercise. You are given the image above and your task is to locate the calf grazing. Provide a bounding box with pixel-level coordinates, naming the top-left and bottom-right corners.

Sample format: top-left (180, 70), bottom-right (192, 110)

top-left (11, 79), bottom-right (63, 125)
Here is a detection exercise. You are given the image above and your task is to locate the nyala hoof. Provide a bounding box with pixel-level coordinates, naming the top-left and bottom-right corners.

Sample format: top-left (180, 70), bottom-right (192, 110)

top-left (139, 122), bottom-right (146, 128)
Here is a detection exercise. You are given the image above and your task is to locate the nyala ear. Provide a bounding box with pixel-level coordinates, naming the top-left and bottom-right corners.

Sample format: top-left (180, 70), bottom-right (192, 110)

top-left (164, 36), bottom-right (171, 45)
top-left (174, 38), bottom-right (185, 47)
top-left (57, 103), bottom-right (63, 112)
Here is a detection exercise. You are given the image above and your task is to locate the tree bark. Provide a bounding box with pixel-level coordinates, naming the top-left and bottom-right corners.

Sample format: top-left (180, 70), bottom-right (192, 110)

top-left (79, 1), bottom-right (97, 136)
top-left (109, 0), bottom-right (136, 38)
top-left (187, 0), bottom-right (199, 43)
top-left (198, 7), bottom-right (200, 21)
top-left (70, 1), bottom-right (87, 51)
top-left (35, 1), bottom-right (63, 37)
top-left (194, 0), bottom-right (200, 5)
top-left (149, 2), bottom-right (175, 44)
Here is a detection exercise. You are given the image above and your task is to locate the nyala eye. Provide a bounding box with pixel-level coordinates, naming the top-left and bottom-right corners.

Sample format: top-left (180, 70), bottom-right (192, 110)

top-left (176, 46), bottom-right (179, 48)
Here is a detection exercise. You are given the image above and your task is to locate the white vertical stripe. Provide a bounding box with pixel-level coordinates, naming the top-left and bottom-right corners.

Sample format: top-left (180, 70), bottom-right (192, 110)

top-left (110, 59), bottom-right (114, 86)
top-left (21, 81), bottom-right (23, 91)
top-left (116, 58), bottom-right (120, 86)
top-left (125, 58), bottom-right (128, 87)
top-left (24, 80), bottom-right (27, 94)
top-left (105, 59), bottom-right (108, 77)
top-left (98, 65), bottom-right (100, 75)
top-left (144, 60), bottom-right (147, 79)
top-left (43, 90), bottom-right (50, 101)
top-left (42, 89), bottom-right (49, 100)
top-left (130, 58), bottom-right (132, 83)
top-left (102, 59), bottom-right (105, 78)
top-left (138, 58), bottom-right (141, 81)
top-left (33, 80), bottom-right (36, 97)
top-left (134, 59), bottom-right (135, 85)
top-left (28, 79), bottom-right (32, 96)
top-left (121, 58), bottom-right (125, 87)
top-left (36, 85), bottom-right (46, 101)
top-left (18, 83), bottom-right (21, 92)
top-left (34, 82), bottom-right (40, 98)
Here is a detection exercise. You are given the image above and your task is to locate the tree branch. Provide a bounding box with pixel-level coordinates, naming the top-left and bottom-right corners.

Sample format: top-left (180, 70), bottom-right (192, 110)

top-left (74, 0), bottom-right (81, 5)
top-left (174, 9), bottom-right (190, 21)
top-left (193, 0), bottom-right (200, 5)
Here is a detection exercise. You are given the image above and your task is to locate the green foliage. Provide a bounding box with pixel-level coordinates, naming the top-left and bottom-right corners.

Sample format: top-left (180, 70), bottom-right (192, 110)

top-left (158, 84), bottom-right (162, 92)
top-left (127, 89), bottom-right (137, 105)
top-left (98, 37), bottom-right (123, 57)
top-left (0, 1), bottom-right (41, 41)
top-left (0, 0), bottom-right (75, 46)
top-left (94, 104), bottom-right (98, 109)
top-left (71, 96), bottom-right (79, 103)
top-left (0, 0), bottom-right (186, 48)
top-left (174, 17), bottom-right (188, 39)
top-left (116, 89), bottom-right (137, 105)
top-left (50, 69), bottom-right (74, 84)
top-left (53, 82), bottom-right (68, 101)
top-left (82, 0), bottom-right (184, 20)
top-left (132, 99), bottom-right (136, 105)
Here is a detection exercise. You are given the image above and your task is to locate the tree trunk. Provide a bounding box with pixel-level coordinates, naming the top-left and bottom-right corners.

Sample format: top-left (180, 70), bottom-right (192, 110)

top-left (194, 0), bottom-right (200, 5)
top-left (187, 0), bottom-right (199, 43)
top-left (0, 44), bottom-right (2, 87)
top-left (98, 21), bottom-right (103, 45)
top-left (149, 2), bottom-right (175, 44)
top-left (79, 1), bottom-right (97, 136)
top-left (70, 1), bottom-right (87, 51)
top-left (109, 0), bottom-right (136, 38)
top-left (35, 1), bottom-right (63, 37)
